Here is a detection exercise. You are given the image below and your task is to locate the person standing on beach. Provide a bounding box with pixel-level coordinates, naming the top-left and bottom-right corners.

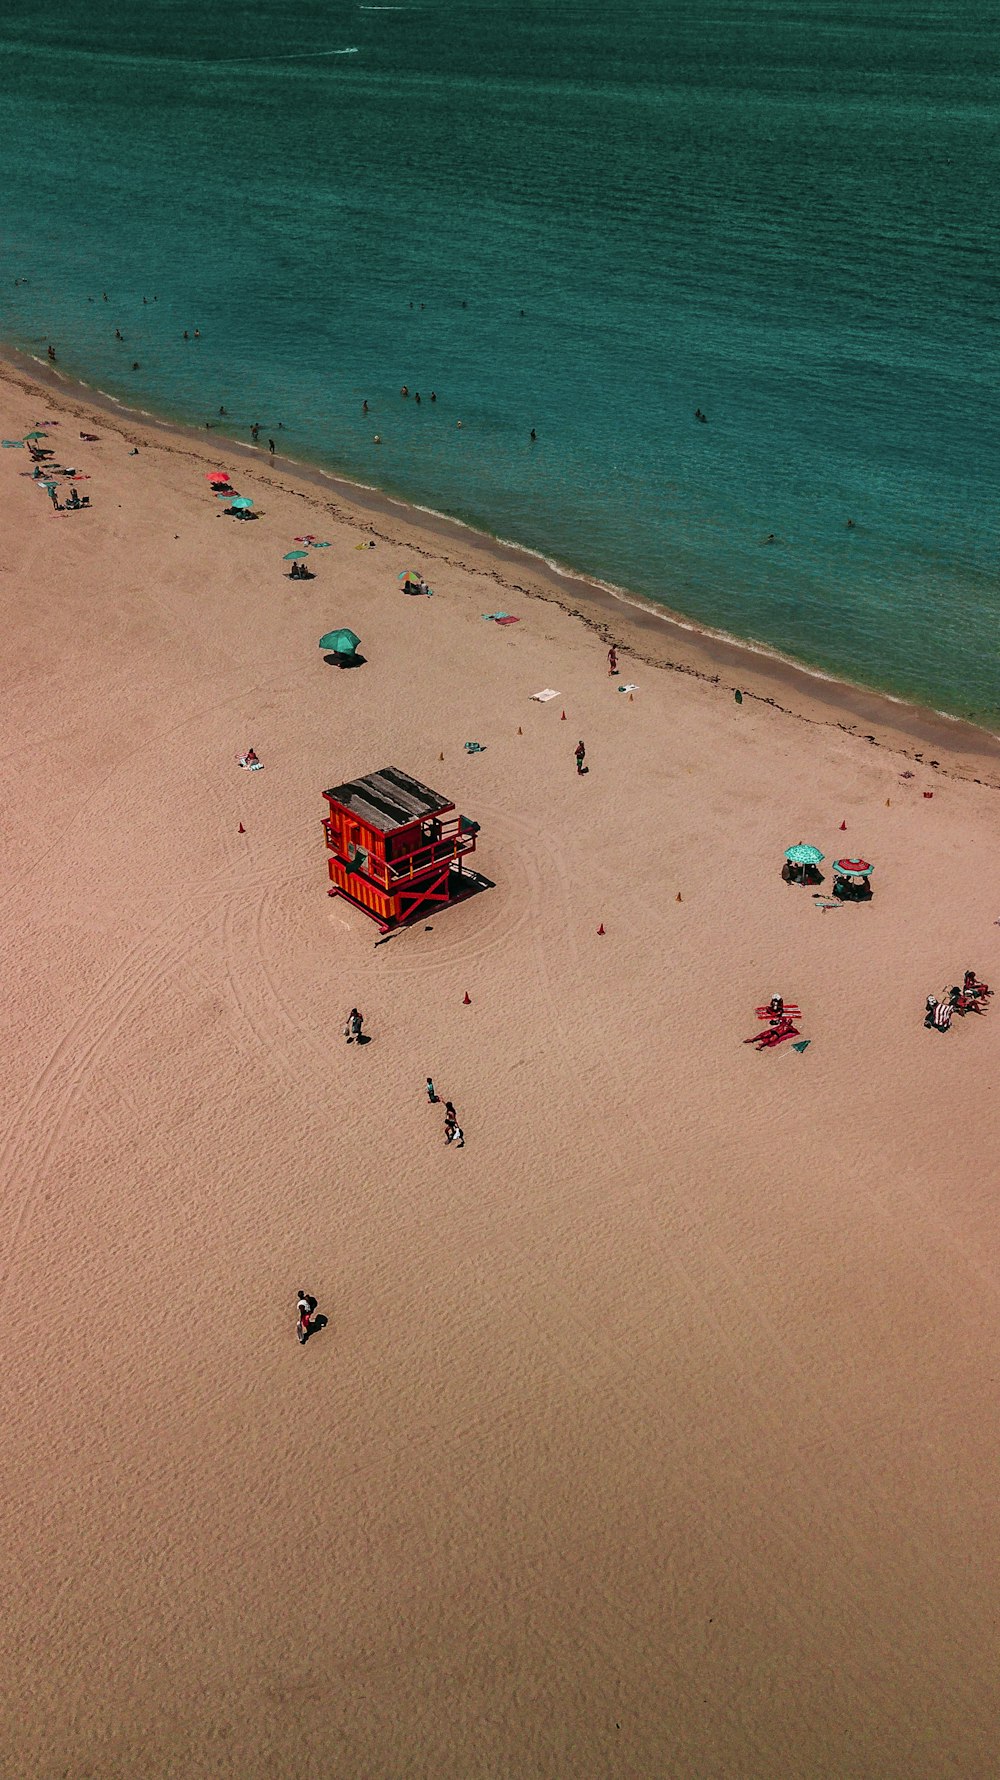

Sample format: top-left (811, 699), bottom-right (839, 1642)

top-left (607, 645), bottom-right (618, 676)
top-left (268, 438), bottom-right (275, 456)
top-left (426, 1077), bottom-right (438, 1103)
top-left (575, 740), bottom-right (587, 775)
top-left (251, 423), bottom-right (259, 442)
top-left (296, 1291), bottom-right (317, 1344)
top-left (344, 1008), bottom-right (364, 1043)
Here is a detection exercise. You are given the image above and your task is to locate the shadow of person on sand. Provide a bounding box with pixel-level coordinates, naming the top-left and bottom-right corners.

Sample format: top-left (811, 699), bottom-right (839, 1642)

top-left (302, 1313), bottom-right (329, 1343)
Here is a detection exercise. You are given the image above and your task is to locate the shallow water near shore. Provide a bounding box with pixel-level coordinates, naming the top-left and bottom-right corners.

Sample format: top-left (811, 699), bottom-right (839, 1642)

top-left (0, 0), bottom-right (996, 722)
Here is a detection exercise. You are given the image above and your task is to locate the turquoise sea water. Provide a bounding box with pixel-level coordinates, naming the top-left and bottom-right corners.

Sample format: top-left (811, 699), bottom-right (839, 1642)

top-left (0, 1), bottom-right (997, 723)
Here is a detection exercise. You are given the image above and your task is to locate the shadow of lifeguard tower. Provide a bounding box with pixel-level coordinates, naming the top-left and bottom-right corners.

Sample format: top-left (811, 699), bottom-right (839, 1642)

top-left (322, 766), bottom-right (486, 934)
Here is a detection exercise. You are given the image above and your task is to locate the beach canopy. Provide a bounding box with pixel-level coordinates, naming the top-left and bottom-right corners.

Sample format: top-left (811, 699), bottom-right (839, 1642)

top-left (283, 550), bottom-right (309, 560)
top-left (832, 857), bottom-right (874, 877)
top-left (319, 629), bottom-right (361, 655)
top-left (784, 843), bottom-right (824, 866)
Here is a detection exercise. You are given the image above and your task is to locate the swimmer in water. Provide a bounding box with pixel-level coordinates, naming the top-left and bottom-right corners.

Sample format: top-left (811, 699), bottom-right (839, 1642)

top-left (115, 328), bottom-right (123, 340)
top-left (530, 429), bottom-right (537, 441)
top-left (846, 518), bottom-right (856, 529)
top-left (219, 406), bottom-right (226, 416)
top-left (415, 392), bottom-right (421, 404)
top-left (362, 400), bottom-right (368, 414)
top-left (430, 391), bottom-right (436, 402)
top-left (762, 533), bottom-right (776, 545)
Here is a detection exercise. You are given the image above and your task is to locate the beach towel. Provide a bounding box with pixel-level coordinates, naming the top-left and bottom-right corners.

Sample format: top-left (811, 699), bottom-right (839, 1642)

top-left (1, 440), bottom-right (25, 448)
top-left (238, 757), bottom-right (263, 771)
top-left (482, 612), bottom-right (509, 620)
top-left (617, 682), bottom-right (638, 693)
top-left (464, 741), bottom-right (485, 753)
top-left (530, 689), bottom-right (560, 702)
top-left (495, 615), bottom-right (519, 625)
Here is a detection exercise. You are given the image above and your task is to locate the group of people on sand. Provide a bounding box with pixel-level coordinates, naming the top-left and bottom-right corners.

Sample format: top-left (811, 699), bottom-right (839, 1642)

top-left (924, 971), bottom-right (991, 1033)
top-left (426, 1079), bottom-right (463, 1145)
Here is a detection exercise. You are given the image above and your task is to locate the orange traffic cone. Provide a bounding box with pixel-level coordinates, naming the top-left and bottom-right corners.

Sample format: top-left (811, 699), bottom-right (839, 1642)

top-left (597, 923), bottom-right (605, 935)
top-left (561, 710), bottom-right (567, 721)
top-left (238, 822), bottom-right (245, 834)
top-left (839, 820), bottom-right (847, 830)
top-left (676, 892), bottom-right (682, 902)
top-left (462, 991), bottom-right (471, 1005)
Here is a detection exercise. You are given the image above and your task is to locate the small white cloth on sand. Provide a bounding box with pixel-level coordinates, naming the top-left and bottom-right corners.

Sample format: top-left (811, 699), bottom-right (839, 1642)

top-left (617, 682), bottom-right (639, 693)
top-left (530, 688), bottom-right (560, 702)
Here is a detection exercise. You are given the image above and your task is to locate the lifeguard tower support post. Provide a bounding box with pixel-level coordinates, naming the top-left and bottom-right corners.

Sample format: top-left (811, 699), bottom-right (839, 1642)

top-left (322, 766), bottom-right (479, 932)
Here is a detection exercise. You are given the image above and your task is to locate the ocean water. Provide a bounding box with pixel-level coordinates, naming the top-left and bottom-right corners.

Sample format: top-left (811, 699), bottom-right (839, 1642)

top-left (0, 0), bottom-right (997, 724)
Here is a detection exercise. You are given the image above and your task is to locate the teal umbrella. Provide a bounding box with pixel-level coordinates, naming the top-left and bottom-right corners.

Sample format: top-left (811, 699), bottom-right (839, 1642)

top-left (230, 496), bottom-right (254, 510)
top-left (784, 844), bottom-right (824, 866)
top-left (283, 549), bottom-right (309, 560)
top-left (24, 431), bottom-right (48, 441)
top-left (319, 629), bottom-right (361, 655)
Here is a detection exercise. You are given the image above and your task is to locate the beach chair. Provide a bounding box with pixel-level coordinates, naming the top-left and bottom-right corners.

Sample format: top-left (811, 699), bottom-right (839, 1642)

top-left (744, 1018), bottom-right (799, 1048)
top-left (755, 1004), bottom-right (801, 1021)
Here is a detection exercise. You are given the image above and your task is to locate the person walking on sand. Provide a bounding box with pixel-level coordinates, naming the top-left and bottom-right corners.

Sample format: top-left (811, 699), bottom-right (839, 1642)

top-left (296, 1290), bottom-right (317, 1344)
top-left (444, 1103), bottom-right (463, 1145)
top-left (344, 1007), bottom-right (364, 1043)
top-left (268, 438), bottom-right (275, 456)
top-left (575, 739), bottom-right (587, 775)
top-left (607, 645), bottom-right (618, 676)
top-left (426, 1077), bottom-right (438, 1103)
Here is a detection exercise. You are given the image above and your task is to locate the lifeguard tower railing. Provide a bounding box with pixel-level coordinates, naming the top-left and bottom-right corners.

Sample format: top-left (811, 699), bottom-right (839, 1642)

top-left (322, 812), bottom-right (476, 891)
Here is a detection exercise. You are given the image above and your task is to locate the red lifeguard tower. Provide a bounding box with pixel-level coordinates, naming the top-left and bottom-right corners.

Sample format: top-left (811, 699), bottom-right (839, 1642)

top-left (322, 766), bottom-right (479, 932)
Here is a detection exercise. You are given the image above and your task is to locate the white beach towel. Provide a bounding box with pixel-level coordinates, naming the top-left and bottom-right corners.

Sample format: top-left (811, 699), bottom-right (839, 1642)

top-left (530, 689), bottom-right (560, 702)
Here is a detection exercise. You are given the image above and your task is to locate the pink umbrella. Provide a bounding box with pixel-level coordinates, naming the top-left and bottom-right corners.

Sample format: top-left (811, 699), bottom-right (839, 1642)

top-left (207, 471), bottom-right (233, 483)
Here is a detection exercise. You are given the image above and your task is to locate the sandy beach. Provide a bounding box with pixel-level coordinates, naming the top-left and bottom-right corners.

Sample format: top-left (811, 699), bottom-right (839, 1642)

top-left (3, 355), bottom-right (1000, 1778)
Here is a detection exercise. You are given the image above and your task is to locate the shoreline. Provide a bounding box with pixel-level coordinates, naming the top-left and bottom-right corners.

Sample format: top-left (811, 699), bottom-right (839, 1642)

top-left (8, 344), bottom-right (999, 788)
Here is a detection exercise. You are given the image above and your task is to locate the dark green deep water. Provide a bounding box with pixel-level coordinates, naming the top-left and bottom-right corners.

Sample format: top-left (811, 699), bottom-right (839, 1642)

top-left (0, 0), bottom-right (997, 721)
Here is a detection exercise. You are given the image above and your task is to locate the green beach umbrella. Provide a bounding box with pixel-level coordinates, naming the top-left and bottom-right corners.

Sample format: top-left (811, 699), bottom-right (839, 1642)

top-left (230, 496), bottom-right (254, 509)
top-left (24, 431), bottom-right (48, 441)
top-left (319, 629), bottom-right (361, 655)
top-left (283, 550), bottom-right (309, 560)
top-left (784, 844), bottom-right (824, 866)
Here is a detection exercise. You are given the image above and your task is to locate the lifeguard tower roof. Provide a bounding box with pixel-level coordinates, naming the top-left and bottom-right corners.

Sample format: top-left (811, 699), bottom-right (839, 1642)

top-left (322, 766), bottom-right (452, 833)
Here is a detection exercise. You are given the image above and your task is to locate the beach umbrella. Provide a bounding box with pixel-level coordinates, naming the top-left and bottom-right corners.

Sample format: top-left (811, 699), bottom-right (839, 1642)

top-left (206, 471), bottom-right (232, 482)
top-left (397, 569), bottom-right (423, 582)
top-left (319, 629), bottom-right (361, 655)
top-left (294, 534), bottom-right (317, 544)
top-left (283, 550), bottom-right (309, 560)
top-left (230, 496), bottom-right (254, 509)
top-left (832, 857), bottom-right (874, 877)
top-left (784, 844), bottom-right (824, 866)
top-left (24, 431), bottom-right (48, 441)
